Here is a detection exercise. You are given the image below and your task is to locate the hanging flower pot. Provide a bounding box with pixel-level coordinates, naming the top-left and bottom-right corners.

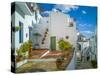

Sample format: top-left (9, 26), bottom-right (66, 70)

top-left (12, 26), bottom-right (21, 32)
top-left (16, 26), bottom-right (21, 31)
top-left (44, 34), bottom-right (47, 37)
top-left (43, 37), bottom-right (45, 41)
top-left (41, 41), bottom-right (44, 44)
top-left (46, 28), bottom-right (48, 32)
top-left (45, 31), bottom-right (48, 34)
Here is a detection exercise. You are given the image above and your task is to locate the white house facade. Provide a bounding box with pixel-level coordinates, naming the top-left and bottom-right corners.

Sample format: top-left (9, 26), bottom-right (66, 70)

top-left (89, 31), bottom-right (97, 61)
top-left (11, 2), bottom-right (41, 55)
top-left (35, 11), bottom-right (77, 51)
top-left (11, 2), bottom-right (77, 69)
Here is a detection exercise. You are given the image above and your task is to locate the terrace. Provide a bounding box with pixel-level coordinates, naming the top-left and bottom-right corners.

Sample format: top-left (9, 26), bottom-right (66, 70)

top-left (16, 48), bottom-right (74, 73)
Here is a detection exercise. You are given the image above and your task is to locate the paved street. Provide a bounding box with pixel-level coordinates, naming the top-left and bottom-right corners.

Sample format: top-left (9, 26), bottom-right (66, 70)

top-left (76, 59), bottom-right (93, 69)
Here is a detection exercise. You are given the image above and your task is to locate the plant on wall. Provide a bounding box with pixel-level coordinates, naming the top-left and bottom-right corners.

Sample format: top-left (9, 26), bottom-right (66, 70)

top-left (58, 39), bottom-right (72, 51)
top-left (15, 26), bottom-right (21, 31)
top-left (12, 26), bottom-right (21, 32)
top-left (33, 32), bottom-right (41, 37)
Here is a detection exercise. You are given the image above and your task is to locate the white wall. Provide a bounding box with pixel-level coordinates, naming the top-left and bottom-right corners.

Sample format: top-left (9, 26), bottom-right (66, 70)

top-left (89, 37), bottom-right (97, 60)
top-left (15, 11), bottom-right (24, 52)
top-left (14, 12), bottom-right (35, 55)
top-left (24, 15), bottom-right (33, 42)
top-left (36, 17), bottom-right (50, 49)
top-left (50, 11), bottom-right (77, 50)
top-left (35, 11), bottom-right (77, 50)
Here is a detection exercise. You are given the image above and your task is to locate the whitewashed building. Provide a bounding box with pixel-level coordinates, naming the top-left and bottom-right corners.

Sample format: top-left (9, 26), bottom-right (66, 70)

top-left (34, 11), bottom-right (77, 69)
top-left (36, 11), bottom-right (77, 51)
top-left (11, 2), bottom-right (77, 69)
top-left (77, 33), bottom-right (90, 62)
top-left (89, 30), bottom-right (97, 61)
top-left (11, 2), bottom-right (41, 55)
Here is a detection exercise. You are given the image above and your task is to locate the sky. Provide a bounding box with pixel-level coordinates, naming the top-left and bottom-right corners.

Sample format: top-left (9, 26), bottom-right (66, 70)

top-left (38, 3), bottom-right (97, 38)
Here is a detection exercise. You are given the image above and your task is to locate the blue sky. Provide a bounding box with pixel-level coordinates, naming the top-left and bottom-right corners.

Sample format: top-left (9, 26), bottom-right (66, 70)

top-left (38, 3), bottom-right (97, 38)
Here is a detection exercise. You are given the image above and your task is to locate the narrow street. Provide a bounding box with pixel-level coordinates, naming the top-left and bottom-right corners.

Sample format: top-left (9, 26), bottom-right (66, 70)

top-left (75, 50), bottom-right (93, 69)
top-left (76, 61), bottom-right (93, 69)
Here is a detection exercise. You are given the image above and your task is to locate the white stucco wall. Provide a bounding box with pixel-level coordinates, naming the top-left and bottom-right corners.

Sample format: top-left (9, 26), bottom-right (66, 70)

top-left (15, 12), bottom-right (35, 55)
top-left (24, 15), bottom-right (33, 42)
top-left (89, 37), bottom-right (97, 60)
top-left (15, 11), bottom-right (24, 51)
top-left (34, 11), bottom-right (77, 50)
top-left (36, 17), bottom-right (50, 49)
top-left (50, 11), bottom-right (77, 50)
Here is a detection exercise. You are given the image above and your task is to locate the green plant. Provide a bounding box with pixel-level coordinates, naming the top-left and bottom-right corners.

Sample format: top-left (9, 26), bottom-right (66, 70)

top-left (20, 42), bottom-right (29, 53)
top-left (33, 32), bottom-right (41, 36)
top-left (16, 41), bottom-right (32, 57)
top-left (16, 49), bottom-right (23, 62)
top-left (12, 26), bottom-right (21, 32)
top-left (15, 26), bottom-right (21, 31)
top-left (16, 49), bottom-right (22, 57)
top-left (58, 39), bottom-right (72, 51)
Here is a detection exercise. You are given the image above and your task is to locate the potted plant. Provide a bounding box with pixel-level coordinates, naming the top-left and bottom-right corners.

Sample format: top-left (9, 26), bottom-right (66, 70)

top-left (58, 39), bottom-right (72, 51)
top-left (56, 56), bottom-right (64, 70)
top-left (58, 39), bottom-right (73, 58)
top-left (12, 26), bottom-right (21, 32)
top-left (16, 41), bottom-right (31, 61)
top-left (16, 50), bottom-right (23, 62)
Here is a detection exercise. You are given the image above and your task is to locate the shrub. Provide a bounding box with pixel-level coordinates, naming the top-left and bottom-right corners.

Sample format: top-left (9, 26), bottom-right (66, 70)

top-left (16, 49), bottom-right (22, 57)
top-left (58, 39), bottom-right (72, 51)
top-left (16, 40), bottom-right (32, 58)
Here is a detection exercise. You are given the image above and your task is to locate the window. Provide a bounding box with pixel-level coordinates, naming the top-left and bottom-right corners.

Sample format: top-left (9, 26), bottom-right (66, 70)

top-left (19, 21), bottom-right (23, 43)
top-left (69, 22), bottom-right (74, 27)
top-left (66, 36), bottom-right (69, 39)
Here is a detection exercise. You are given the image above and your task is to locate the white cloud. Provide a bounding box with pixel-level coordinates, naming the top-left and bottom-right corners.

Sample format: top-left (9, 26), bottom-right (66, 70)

top-left (78, 23), bottom-right (92, 28)
top-left (53, 4), bottom-right (79, 13)
top-left (41, 11), bottom-right (51, 17)
top-left (52, 8), bottom-right (59, 12)
top-left (82, 10), bottom-right (87, 14)
top-left (81, 31), bottom-right (93, 34)
top-left (80, 30), bottom-right (94, 38)
top-left (42, 11), bottom-right (51, 14)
